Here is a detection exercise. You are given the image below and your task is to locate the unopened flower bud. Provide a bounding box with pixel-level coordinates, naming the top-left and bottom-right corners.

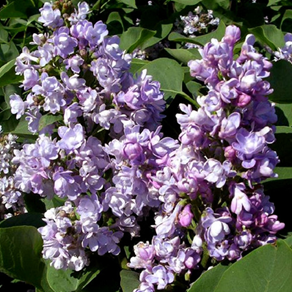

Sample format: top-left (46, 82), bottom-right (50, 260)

top-left (237, 92), bottom-right (251, 107)
top-left (224, 146), bottom-right (236, 162)
top-left (179, 204), bottom-right (193, 227)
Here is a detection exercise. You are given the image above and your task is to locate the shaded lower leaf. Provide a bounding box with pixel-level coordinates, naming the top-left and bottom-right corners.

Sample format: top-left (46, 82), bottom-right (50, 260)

top-left (46, 259), bottom-right (102, 292)
top-left (81, 257), bottom-right (121, 292)
top-left (0, 226), bottom-right (53, 291)
top-left (0, 213), bottom-right (45, 228)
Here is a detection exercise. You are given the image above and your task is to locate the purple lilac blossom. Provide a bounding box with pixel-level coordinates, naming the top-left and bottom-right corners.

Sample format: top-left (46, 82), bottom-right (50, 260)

top-left (8, 3), bottom-right (285, 291)
top-left (38, 2), bottom-right (63, 28)
top-left (9, 0), bottom-right (171, 276)
top-left (128, 24), bottom-right (284, 291)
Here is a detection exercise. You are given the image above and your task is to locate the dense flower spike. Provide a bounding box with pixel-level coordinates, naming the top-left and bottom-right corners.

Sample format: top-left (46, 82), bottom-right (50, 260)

top-left (8, 0), bottom-right (170, 273)
top-left (129, 24), bottom-right (284, 291)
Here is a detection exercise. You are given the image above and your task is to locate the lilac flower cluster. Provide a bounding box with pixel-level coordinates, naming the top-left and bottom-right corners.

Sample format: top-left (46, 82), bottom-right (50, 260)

top-left (9, 1), bottom-right (170, 271)
top-left (6, 1), bottom-right (285, 289)
top-left (0, 126), bottom-right (24, 218)
top-left (129, 25), bottom-right (284, 291)
top-left (174, 6), bottom-right (219, 49)
top-left (132, 5), bottom-right (219, 60)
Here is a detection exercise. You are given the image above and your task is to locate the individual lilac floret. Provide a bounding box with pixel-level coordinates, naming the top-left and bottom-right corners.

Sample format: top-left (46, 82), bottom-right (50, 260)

top-left (38, 2), bottom-right (63, 28)
top-left (200, 208), bottom-right (233, 260)
top-left (9, 94), bottom-right (27, 119)
top-left (68, 1), bottom-right (90, 23)
top-left (53, 167), bottom-right (81, 200)
top-left (142, 265), bottom-right (174, 290)
top-left (128, 241), bottom-right (155, 269)
top-left (57, 124), bottom-right (85, 152)
top-left (53, 27), bottom-right (78, 58)
top-left (230, 183), bottom-right (251, 215)
top-left (84, 20), bottom-right (108, 48)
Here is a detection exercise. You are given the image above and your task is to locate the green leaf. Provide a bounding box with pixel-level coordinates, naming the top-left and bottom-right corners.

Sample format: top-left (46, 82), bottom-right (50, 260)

top-left (0, 59), bottom-right (16, 79)
top-left (221, 240), bottom-right (292, 292)
top-left (165, 48), bottom-right (201, 65)
top-left (0, 226), bottom-right (53, 291)
top-left (10, 115), bottom-right (36, 141)
top-left (106, 11), bottom-right (124, 33)
top-left (185, 80), bottom-right (203, 99)
top-left (280, 9), bottom-right (292, 30)
top-left (120, 270), bottom-right (140, 292)
top-left (141, 22), bottom-right (173, 50)
top-left (0, 108), bottom-right (12, 121)
top-left (119, 27), bottom-right (156, 53)
top-left (0, 114), bottom-right (19, 133)
top-left (267, 0), bottom-right (281, 6)
top-left (275, 103), bottom-right (292, 127)
top-left (0, 0), bottom-right (37, 19)
top-left (38, 114), bottom-right (63, 131)
top-left (276, 126), bottom-right (292, 134)
top-left (0, 24), bottom-right (9, 43)
top-left (189, 240), bottom-right (292, 292)
top-left (201, 0), bottom-right (230, 10)
top-left (187, 263), bottom-right (230, 292)
top-left (284, 234), bottom-right (292, 247)
top-left (118, 0), bottom-right (137, 9)
top-left (249, 24), bottom-right (284, 51)
top-left (0, 59), bottom-right (22, 87)
top-left (129, 58), bottom-right (149, 75)
top-left (267, 60), bottom-right (292, 103)
top-left (42, 196), bottom-right (66, 210)
top-left (0, 213), bottom-right (45, 228)
top-left (3, 84), bottom-right (22, 107)
top-left (46, 262), bottom-right (102, 292)
top-left (0, 41), bottom-right (19, 63)
top-left (78, 257), bottom-right (121, 292)
top-left (171, 0), bottom-right (201, 4)
top-left (266, 167), bottom-right (292, 181)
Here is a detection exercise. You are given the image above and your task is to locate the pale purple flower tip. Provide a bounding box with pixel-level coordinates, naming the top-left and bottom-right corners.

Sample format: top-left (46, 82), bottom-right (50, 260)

top-left (179, 204), bottom-right (193, 227)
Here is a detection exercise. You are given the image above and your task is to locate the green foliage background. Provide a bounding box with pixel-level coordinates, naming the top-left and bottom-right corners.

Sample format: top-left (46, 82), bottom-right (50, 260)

top-left (1, 0), bottom-right (292, 291)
